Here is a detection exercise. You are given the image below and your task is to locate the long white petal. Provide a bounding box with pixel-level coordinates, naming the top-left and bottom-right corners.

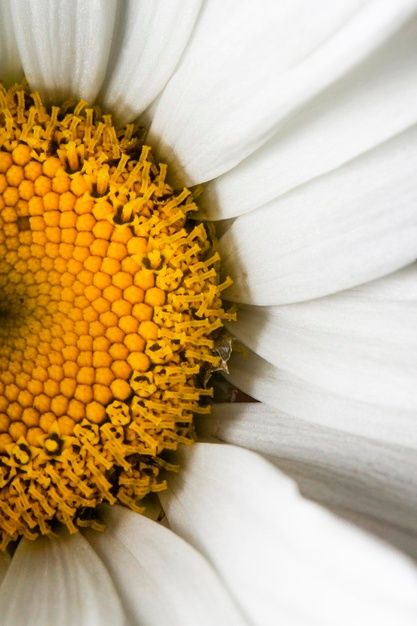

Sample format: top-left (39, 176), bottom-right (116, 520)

top-left (10, 0), bottom-right (117, 103)
top-left (161, 442), bottom-right (417, 626)
top-left (0, 532), bottom-right (125, 625)
top-left (220, 127), bottom-right (417, 305)
top-left (205, 403), bottom-right (417, 536)
top-left (229, 264), bottom-right (417, 411)
top-left (101, 0), bottom-right (202, 125)
top-left (149, 0), bottom-right (416, 185)
top-left (203, 17), bottom-right (417, 219)
top-left (227, 347), bottom-right (417, 449)
top-left (0, 1), bottom-right (22, 84)
top-left (86, 505), bottom-right (246, 625)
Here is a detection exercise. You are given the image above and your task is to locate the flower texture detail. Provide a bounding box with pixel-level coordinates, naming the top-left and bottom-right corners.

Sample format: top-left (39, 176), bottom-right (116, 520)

top-left (0, 83), bottom-right (234, 548)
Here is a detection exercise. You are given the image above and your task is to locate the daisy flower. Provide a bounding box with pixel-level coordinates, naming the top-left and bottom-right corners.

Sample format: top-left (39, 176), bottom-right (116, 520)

top-left (0, 1), bottom-right (416, 624)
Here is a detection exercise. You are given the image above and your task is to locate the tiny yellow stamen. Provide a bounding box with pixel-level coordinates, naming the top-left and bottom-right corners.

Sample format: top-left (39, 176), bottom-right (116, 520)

top-left (0, 82), bottom-right (235, 548)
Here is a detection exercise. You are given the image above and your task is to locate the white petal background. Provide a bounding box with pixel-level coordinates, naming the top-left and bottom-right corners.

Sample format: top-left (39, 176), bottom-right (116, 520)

top-left (0, 0), bottom-right (417, 624)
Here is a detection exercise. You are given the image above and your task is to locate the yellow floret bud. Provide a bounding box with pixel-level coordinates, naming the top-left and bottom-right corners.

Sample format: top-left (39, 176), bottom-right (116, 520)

top-left (6, 164), bottom-right (24, 187)
top-left (43, 157), bottom-right (62, 178)
top-left (85, 401), bottom-right (106, 424)
top-left (133, 302), bottom-right (153, 321)
top-left (0, 151), bottom-right (12, 172)
top-left (34, 175), bottom-right (52, 196)
top-left (145, 287), bottom-right (166, 307)
top-left (52, 174), bottom-right (71, 194)
top-left (139, 320), bottom-right (159, 340)
top-left (12, 144), bottom-right (31, 166)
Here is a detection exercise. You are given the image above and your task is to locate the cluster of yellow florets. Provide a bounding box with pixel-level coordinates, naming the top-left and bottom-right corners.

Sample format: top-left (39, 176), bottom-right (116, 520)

top-left (0, 82), bottom-right (234, 548)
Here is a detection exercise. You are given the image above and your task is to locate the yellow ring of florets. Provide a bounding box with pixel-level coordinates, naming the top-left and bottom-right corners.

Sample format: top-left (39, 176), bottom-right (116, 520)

top-left (0, 82), bottom-right (234, 548)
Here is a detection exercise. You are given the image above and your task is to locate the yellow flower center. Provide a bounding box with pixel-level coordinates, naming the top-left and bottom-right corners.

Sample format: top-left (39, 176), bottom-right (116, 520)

top-left (0, 82), bottom-right (234, 549)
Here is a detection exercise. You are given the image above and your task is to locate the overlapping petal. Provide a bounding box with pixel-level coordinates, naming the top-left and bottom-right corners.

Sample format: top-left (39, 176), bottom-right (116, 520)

top-left (10, 0), bottom-right (117, 103)
top-left (229, 264), bottom-right (417, 411)
top-left (223, 266), bottom-right (417, 538)
top-left (227, 346), bottom-right (417, 449)
top-left (202, 17), bottom-right (417, 219)
top-left (161, 442), bottom-right (417, 626)
top-left (0, 532), bottom-right (126, 626)
top-left (334, 508), bottom-right (417, 562)
top-left (85, 505), bottom-right (245, 626)
top-left (149, 0), bottom-right (416, 185)
top-left (205, 402), bottom-right (417, 536)
top-left (101, 0), bottom-right (202, 125)
top-left (220, 128), bottom-right (417, 305)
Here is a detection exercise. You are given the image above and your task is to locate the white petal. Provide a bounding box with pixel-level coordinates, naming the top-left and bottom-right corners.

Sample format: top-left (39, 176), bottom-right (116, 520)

top-left (0, 1), bottom-right (22, 84)
top-left (101, 0), bottom-right (202, 124)
top-left (220, 128), bottom-right (417, 305)
top-left (10, 0), bottom-right (117, 103)
top-left (0, 532), bottom-right (125, 626)
top-left (227, 347), bottom-right (417, 449)
top-left (229, 264), bottom-right (417, 411)
top-left (203, 17), bottom-right (417, 219)
top-left (85, 505), bottom-right (245, 626)
top-left (334, 508), bottom-right (417, 563)
top-left (161, 442), bottom-right (417, 626)
top-left (205, 402), bottom-right (417, 536)
top-left (149, 0), bottom-right (416, 185)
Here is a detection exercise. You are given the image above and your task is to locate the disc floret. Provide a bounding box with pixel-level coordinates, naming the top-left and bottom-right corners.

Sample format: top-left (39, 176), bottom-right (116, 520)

top-left (0, 82), bottom-right (234, 548)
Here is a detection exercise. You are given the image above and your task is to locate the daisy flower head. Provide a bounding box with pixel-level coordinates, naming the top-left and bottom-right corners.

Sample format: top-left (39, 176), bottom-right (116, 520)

top-left (0, 1), bottom-right (417, 624)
